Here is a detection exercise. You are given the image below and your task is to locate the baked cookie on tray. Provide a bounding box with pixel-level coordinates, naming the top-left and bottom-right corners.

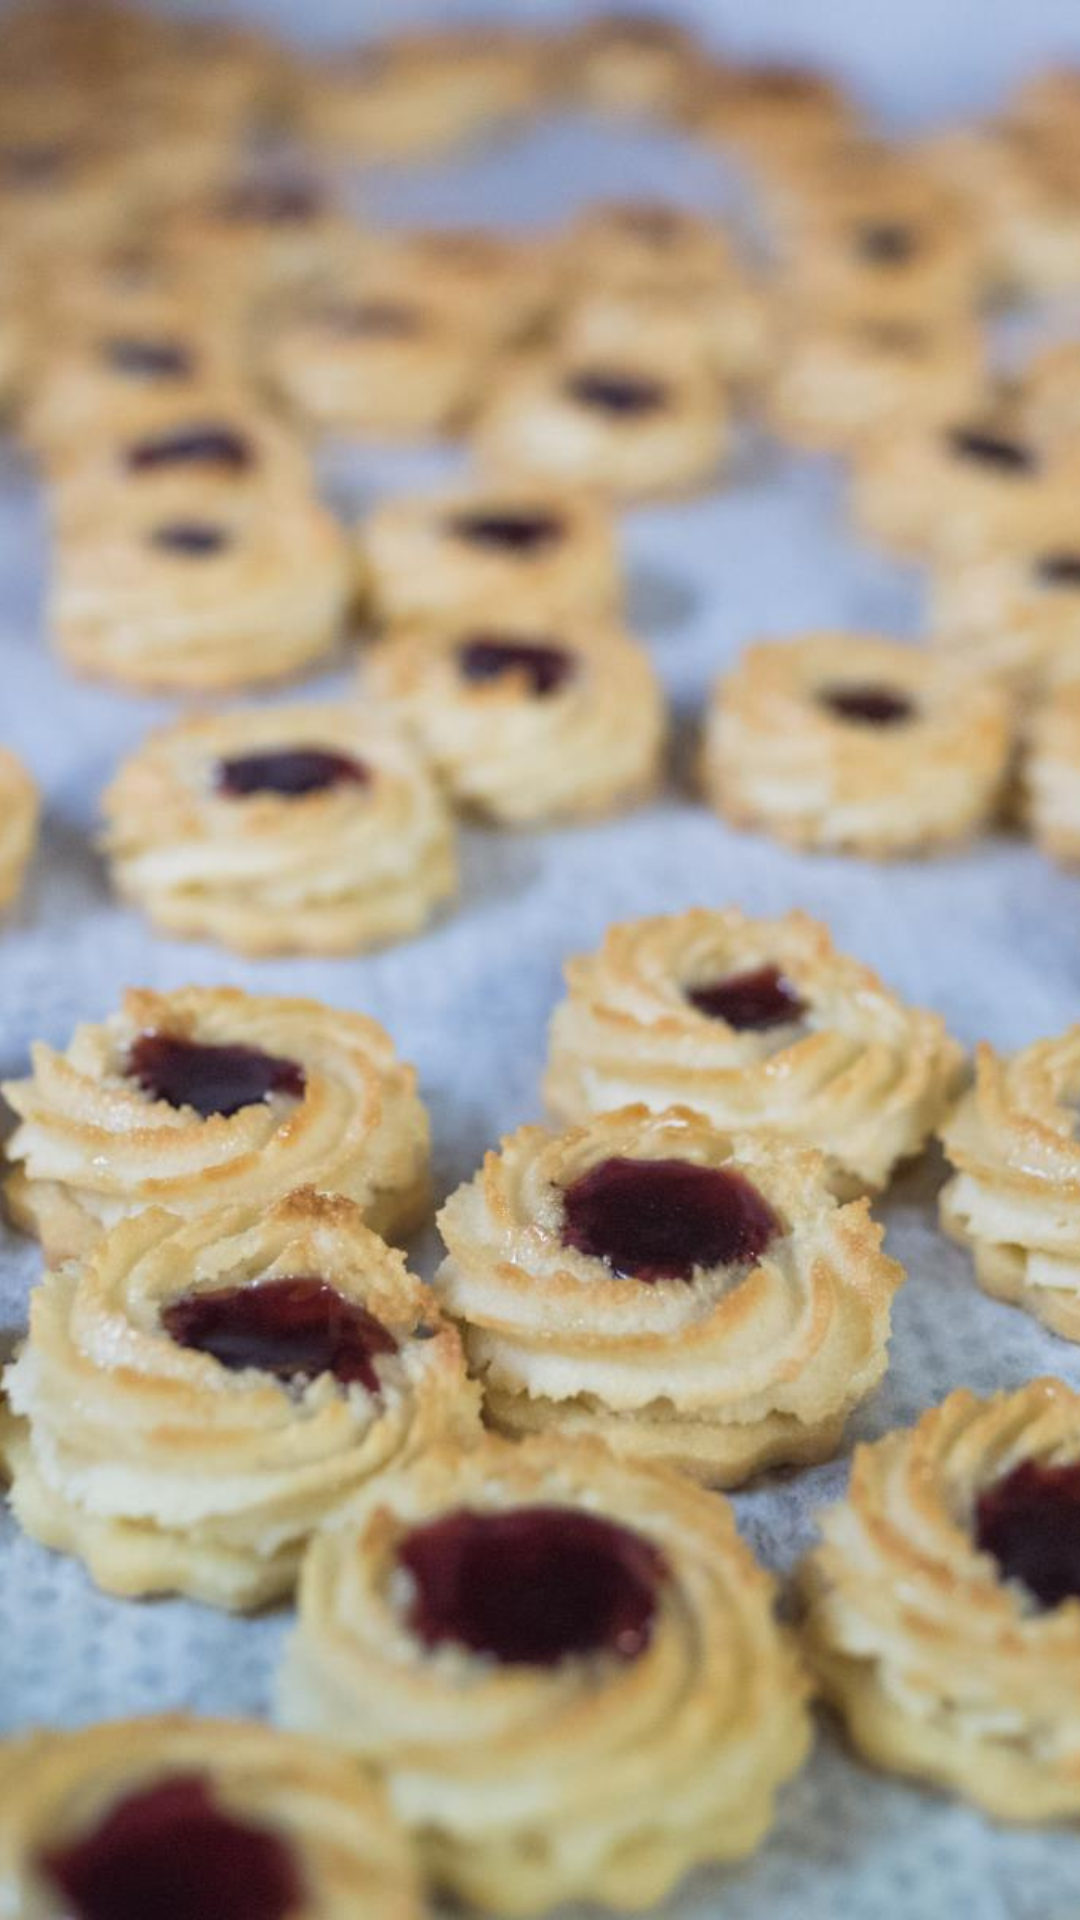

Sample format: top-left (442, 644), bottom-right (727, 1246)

top-left (435, 1104), bottom-right (902, 1484)
top-left (101, 703), bottom-right (457, 955)
top-left (300, 27), bottom-right (550, 162)
top-left (931, 515), bottom-right (1080, 697)
top-left (544, 906), bottom-right (963, 1194)
top-left (766, 311), bottom-right (985, 453)
top-left (1, 1187), bottom-right (476, 1609)
top-left (701, 630), bottom-right (1012, 858)
top-left (0, 1714), bottom-right (420, 1920)
top-left (3, 985), bottom-right (430, 1260)
top-left (800, 1379), bottom-right (1080, 1820)
top-left (0, 747), bottom-right (38, 911)
top-left (277, 1432), bottom-right (811, 1913)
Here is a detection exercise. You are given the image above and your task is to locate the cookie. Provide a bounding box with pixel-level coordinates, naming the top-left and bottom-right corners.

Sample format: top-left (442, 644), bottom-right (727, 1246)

top-left (0, 747), bottom-right (38, 911)
top-left (1025, 682), bottom-right (1080, 865)
top-left (767, 312), bottom-right (985, 451)
top-left (0, 1714), bottom-right (419, 1920)
top-left (931, 518), bottom-right (1080, 696)
top-left (2, 1187), bottom-right (477, 1609)
top-left (799, 1379), bottom-right (1080, 1820)
top-left (363, 608), bottom-right (665, 825)
top-left (544, 906), bottom-right (963, 1194)
top-left (102, 703), bottom-right (457, 955)
top-left (558, 13), bottom-right (700, 120)
top-left (301, 28), bottom-right (549, 162)
top-left (436, 1104), bottom-right (902, 1485)
top-left (693, 62), bottom-right (859, 169)
top-left (277, 1432), bottom-right (811, 1912)
top-left (702, 630), bottom-right (1012, 857)
top-left (358, 476), bottom-right (621, 625)
top-left (3, 985), bottom-right (430, 1262)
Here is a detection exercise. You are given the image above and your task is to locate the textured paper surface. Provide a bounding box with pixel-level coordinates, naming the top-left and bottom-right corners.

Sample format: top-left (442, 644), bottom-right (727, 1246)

top-left (3, 27), bottom-right (1080, 1916)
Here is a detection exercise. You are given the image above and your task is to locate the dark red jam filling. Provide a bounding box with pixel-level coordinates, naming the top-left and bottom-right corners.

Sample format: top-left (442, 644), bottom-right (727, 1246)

top-left (398, 1505), bottom-right (665, 1665)
top-left (215, 747), bottom-right (369, 799)
top-left (126, 426), bottom-right (253, 473)
top-left (819, 683), bottom-right (915, 726)
top-left (163, 1277), bottom-right (397, 1393)
top-left (449, 508), bottom-right (563, 553)
top-left (38, 1773), bottom-right (302, 1920)
top-left (219, 180), bottom-right (322, 224)
top-left (320, 299), bottom-right (421, 336)
top-left (975, 1459), bottom-right (1080, 1611)
top-left (105, 338), bottom-right (195, 379)
top-left (1035, 550), bottom-right (1080, 588)
top-left (0, 141), bottom-right (65, 185)
top-left (567, 370), bottom-right (667, 415)
top-left (127, 1034), bottom-right (305, 1119)
top-left (687, 963), bottom-right (807, 1031)
top-left (457, 634), bottom-right (575, 698)
top-left (151, 521), bottom-right (230, 557)
top-left (561, 1155), bottom-right (780, 1283)
top-left (857, 222), bottom-right (917, 264)
top-left (947, 427), bottom-right (1035, 472)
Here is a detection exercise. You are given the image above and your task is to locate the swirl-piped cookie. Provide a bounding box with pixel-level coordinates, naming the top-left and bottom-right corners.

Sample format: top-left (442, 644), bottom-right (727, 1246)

top-left (940, 1029), bottom-right (1080, 1340)
top-left (436, 1105), bottom-right (902, 1484)
top-left (0, 748), bottom-right (38, 910)
top-left (558, 14), bottom-right (700, 119)
top-left (0, 1714), bottom-right (420, 1920)
top-left (2, 1188), bottom-right (477, 1609)
top-left (799, 1380), bottom-right (1080, 1819)
top-left (301, 28), bottom-right (550, 161)
top-left (931, 517), bottom-right (1080, 696)
top-left (277, 1432), bottom-right (811, 1913)
top-left (101, 704), bottom-right (457, 955)
top-left (766, 313), bottom-right (985, 453)
top-left (3, 985), bottom-right (430, 1261)
top-left (544, 907), bottom-right (963, 1193)
top-left (364, 610), bottom-right (665, 825)
top-left (358, 476), bottom-right (621, 625)
top-left (702, 631), bottom-right (1011, 858)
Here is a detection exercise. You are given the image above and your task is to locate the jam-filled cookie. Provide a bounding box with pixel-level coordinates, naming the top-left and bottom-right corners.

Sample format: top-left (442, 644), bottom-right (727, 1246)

top-left (277, 1432), bottom-right (811, 1912)
top-left (702, 631), bottom-right (1012, 858)
top-left (692, 62), bottom-right (859, 169)
top-left (2, 1188), bottom-right (477, 1609)
top-left (766, 312), bottom-right (985, 452)
top-left (472, 347), bottom-right (730, 501)
top-left (931, 514), bottom-right (1080, 696)
top-left (358, 476), bottom-right (621, 625)
top-left (0, 748), bottom-right (38, 910)
top-left (301, 28), bottom-right (550, 162)
top-left (0, 1714), bottom-right (419, 1920)
top-left (1026, 681), bottom-right (1080, 863)
top-left (3, 985), bottom-right (430, 1262)
top-left (363, 610), bottom-right (665, 825)
top-left (357, 224), bottom-right (556, 346)
top-left (1020, 340), bottom-right (1080, 454)
top-left (544, 907), bottom-right (963, 1194)
top-left (101, 703), bottom-right (457, 956)
top-left (159, 171), bottom-right (356, 312)
top-left (557, 13), bottom-right (700, 120)
top-left (799, 1380), bottom-right (1080, 1819)
top-left (436, 1105), bottom-right (902, 1485)
top-left (772, 177), bottom-right (983, 324)
top-left (940, 1030), bottom-right (1080, 1340)
top-left (557, 199), bottom-right (742, 301)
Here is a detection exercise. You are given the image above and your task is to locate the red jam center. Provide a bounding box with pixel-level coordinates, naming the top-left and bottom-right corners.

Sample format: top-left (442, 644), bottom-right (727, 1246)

top-left (975, 1459), bottom-right (1080, 1610)
top-left (567, 370), bottom-right (667, 414)
top-left (687, 963), bottom-right (807, 1031)
top-left (561, 1155), bottom-right (780, 1282)
top-left (151, 522), bottom-right (230, 556)
top-left (1035, 550), bottom-right (1080, 588)
top-left (820, 683), bottom-right (915, 726)
top-left (127, 1034), bottom-right (305, 1119)
top-left (127, 426), bottom-right (253, 473)
top-left (450, 508), bottom-right (563, 553)
top-left (947, 427), bottom-right (1035, 472)
top-left (457, 634), bottom-right (575, 697)
top-left (398, 1505), bottom-right (665, 1665)
top-left (38, 1773), bottom-right (302, 1920)
top-left (857, 222), bottom-right (917, 263)
top-left (162, 1277), bottom-right (397, 1393)
top-left (215, 748), bottom-right (370, 799)
top-left (105, 338), bottom-right (195, 379)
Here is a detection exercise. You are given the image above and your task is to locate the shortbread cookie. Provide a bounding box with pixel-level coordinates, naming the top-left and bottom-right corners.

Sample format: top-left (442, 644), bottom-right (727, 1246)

top-left (702, 631), bottom-right (1012, 858)
top-left (557, 199), bottom-right (741, 299)
top-left (436, 1105), bottom-right (902, 1484)
top-left (800, 1379), bottom-right (1080, 1819)
top-left (0, 1714), bottom-right (419, 1920)
top-left (44, 382), bottom-right (313, 494)
top-left (693, 62), bottom-right (859, 168)
top-left (0, 748), bottom-right (38, 910)
top-left (559, 276), bottom-right (774, 393)
top-left (51, 464), bottom-right (350, 693)
top-left (767, 313), bottom-right (985, 452)
top-left (2, 1188), bottom-right (477, 1609)
top-left (23, 311), bottom-right (244, 457)
top-left (355, 225), bottom-right (556, 345)
top-left (472, 348), bottom-right (730, 501)
top-left (358, 477), bottom-right (620, 625)
top-left (101, 704), bottom-right (457, 955)
top-left (364, 610), bottom-right (665, 825)
top-left (1020, 340), bottom-right (1080, 455)
top-left (940, 1031), bottom-right (1080, 1340)
top-left (559, 13), bottom-right (699, 119)
top-left (277, 1433), bottom-right (811, 1913)
top-left (931, 519), bottom-right (1080, 695)
top-left (3, 985), bottom-right (430, 1261)
top-left (159, 172), bottom-right (356, 310)
top-left (773, 181), bottom-right (983, 324)
top-left (544, 907), bottom-right (963, 1194)
top-left (302, 28), bottom-right (549, 161)
top-left (1026, 683), bottom-right (1080, 863)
